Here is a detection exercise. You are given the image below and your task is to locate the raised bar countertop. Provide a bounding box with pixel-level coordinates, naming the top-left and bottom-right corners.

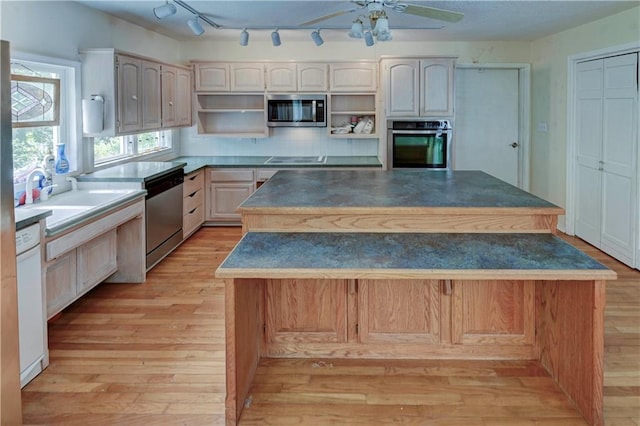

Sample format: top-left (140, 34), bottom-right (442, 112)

top-left (217, 232), bottom-right (615, 280)
top-left (239, 169), bottom-right (564, 213)
top-left (173, 156), bottom-right (382, 174)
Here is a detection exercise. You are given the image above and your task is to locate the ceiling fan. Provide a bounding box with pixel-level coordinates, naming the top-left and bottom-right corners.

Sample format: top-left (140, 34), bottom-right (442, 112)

top-left (299, 0), bottom-right (464, 28)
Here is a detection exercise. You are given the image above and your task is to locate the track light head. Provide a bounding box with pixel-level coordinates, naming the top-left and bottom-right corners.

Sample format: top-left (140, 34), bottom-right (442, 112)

top-left (271, 29), bottom-right (281, 46)
top-left (311, 30), bottom-right (324, 46)
top-left (188, 16), bottom-right (204, 36)
top-left (240, 28), bottom-right (249, 46)
top-left (153, 1), bottom-right (177, 19)
top-left (364, 31), bottom-right (374, 47)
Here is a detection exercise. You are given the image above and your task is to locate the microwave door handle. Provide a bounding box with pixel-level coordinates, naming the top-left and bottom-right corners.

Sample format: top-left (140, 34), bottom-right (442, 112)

top-left (312, 100), bottom-right (316, 122)
top-left (391, 130), bottom-right (441, 135)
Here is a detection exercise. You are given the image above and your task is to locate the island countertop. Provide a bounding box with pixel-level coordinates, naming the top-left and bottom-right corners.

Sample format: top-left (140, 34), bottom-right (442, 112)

top-left (239, 169), bottom-right (564, 213)
top-left (217, 232), bottom-right (614, 281)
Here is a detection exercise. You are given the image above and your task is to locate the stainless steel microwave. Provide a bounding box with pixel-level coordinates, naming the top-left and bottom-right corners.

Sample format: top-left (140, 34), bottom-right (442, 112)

top-left (267, 94), bottom-right (326, 127)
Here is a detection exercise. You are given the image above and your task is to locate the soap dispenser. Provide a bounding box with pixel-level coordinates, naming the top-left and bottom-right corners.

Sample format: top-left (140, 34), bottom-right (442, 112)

top-left (42, 150), bottom-right (55, 195)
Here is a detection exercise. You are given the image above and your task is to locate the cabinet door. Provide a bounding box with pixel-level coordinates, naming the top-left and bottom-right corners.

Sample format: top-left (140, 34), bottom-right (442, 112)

top-left (176, 68), bottom-right (192, 127)
top-left (208, 182), bottom-right (255, 221)
top-left (140, 61), bottom-right (161, 130)
top-left (194, 63), bottom-right (229, 91)
top-left (76, 230), bottom-right (117, 296)
top-left (161, 65), bottom-right (178, 128)
top-left (46, 250), bottom-right (77, 319)
top-left (265, 279), bottom-right (348, 344)
top-left (384, 59), bottom-right (419, 117)
top-left (451, 280), bottom-right (534, 346)
top-left (298, 63), bottom-right (327, 92)
top-left (329, 63), bottom-right (377, 92)
top-left (117, 55), bottom-right (143, 133)
top-left (358, 279), bottom-right (440, 344)
top-left (230, 63), bottom-right (265, 91)
top-left (266, 63), bottom-right (297, 91)
top-left (420, 59), bottom-right (454, 117)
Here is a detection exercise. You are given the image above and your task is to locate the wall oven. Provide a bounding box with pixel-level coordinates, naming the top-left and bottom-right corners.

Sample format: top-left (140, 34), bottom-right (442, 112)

top-left (267, 94), bottom-right (326, 127)
top-left (387, 120), bottom-right (452, 169)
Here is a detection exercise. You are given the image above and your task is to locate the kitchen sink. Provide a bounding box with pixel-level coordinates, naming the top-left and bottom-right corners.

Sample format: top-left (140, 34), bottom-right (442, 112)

top-left (264, 156), bottom-right (327, 165)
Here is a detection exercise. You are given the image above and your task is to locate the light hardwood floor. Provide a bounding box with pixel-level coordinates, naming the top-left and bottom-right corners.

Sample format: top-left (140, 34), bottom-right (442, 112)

top-left (22, 228), bottom-right (639, 425)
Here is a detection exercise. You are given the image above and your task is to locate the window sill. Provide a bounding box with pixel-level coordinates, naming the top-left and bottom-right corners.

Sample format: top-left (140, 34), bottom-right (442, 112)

top-left (93, 148), bottom-right (175, 171)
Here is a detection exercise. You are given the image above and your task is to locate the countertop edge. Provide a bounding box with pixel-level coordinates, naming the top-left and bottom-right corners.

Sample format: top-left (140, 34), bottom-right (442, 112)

top-left (15, 210), bottom-right (52, 231)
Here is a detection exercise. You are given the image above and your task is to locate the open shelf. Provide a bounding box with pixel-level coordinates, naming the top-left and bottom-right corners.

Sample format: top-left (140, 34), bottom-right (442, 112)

top-left (196, 93), bottom-right (267, 136)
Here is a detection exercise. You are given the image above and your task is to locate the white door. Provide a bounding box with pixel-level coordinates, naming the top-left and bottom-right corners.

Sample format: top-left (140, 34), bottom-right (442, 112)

top-left (454, 68), bottom-right (520, 186)
top-left (575, 52), bottom-right (638, 267)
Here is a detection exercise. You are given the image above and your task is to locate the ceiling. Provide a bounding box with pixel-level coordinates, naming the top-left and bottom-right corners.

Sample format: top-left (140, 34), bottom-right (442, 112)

top-left (75, 0), bottom-right (640, 42)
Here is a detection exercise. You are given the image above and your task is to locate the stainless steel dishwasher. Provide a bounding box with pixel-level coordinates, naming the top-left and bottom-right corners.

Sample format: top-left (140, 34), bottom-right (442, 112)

top-left (145, 169), bottom-right (183, 269)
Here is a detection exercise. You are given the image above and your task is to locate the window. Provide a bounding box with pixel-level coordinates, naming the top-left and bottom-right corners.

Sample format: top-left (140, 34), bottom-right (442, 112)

top-left (10, 55), bottom-right (78, 182)
top-left (93, 130), bottom-right (172, 165)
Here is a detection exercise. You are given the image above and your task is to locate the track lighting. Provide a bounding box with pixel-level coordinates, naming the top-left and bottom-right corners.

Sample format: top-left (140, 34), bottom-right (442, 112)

top-left (271, 29), bottom-right (281, 46)
top-left (239, 28), bottom-right (249, 46)
top-left (311, 30), bottom-right (324, 46)
top-left (153, 1), bottom-right (177, 19)
top-left (188, 16), bottom-right (204, 36)
top-left (364, 31), bottom-right (374, 47)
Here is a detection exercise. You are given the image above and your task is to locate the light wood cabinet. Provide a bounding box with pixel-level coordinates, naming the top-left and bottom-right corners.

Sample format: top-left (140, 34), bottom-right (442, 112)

top-left (383, 57), bottom-right (455, 117)
top-left (266, 279), bottom-right (348, 344)
top-left (230, 63), bottom-right (265, 91)
top-left (358, 279), bottom-right (441, 345)
top-left (117, 55), bottom-right (143, 133)
top-left (329, 63), bottom-right (377, 92)
top-left (80, 49), bottom-right (192, 136)
top-left (141, 60), bottom-right (162, 130)
top-left (451, 280), bottom-right (535, 346)
top-left (206, 169), bottom-right (256, 223)
top-left (194, 63), bottom-right (229, 91)
top-left (194, 62), bottom-right (265, 91)
top-left (76, 230), bottom-right (118, 295)
top-left (263, 278), bottom-right (534, 354)
top-left (183, 169), bottom-right (205, 239)
top-left (266, 63), bottom-right (328, 92)
top-left (45, 251), bottom-right (76, 318)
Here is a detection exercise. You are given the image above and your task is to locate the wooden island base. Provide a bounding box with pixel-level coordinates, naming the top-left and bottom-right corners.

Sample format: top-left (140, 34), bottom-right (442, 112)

top-left (218, 233), bottom-right (615, 426)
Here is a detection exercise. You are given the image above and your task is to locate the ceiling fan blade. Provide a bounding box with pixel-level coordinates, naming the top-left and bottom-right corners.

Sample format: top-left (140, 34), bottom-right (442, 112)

top-left (299, 8), bottom-right (358, 27)
top-left (402, 4), bottom-right (464, 23)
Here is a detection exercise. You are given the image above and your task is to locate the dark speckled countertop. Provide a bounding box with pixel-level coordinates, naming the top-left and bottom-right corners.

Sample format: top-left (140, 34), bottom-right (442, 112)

top-left (240, 169), bottom-right (563, 211)
top-left (173, 156), bottom-right (382, 175)
top-left (216, 232), bottom-right (614, 280)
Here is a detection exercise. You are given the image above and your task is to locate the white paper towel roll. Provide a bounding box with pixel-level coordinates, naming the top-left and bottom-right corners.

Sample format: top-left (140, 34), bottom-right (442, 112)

top-left (82, 96), bottom-right (104, 134)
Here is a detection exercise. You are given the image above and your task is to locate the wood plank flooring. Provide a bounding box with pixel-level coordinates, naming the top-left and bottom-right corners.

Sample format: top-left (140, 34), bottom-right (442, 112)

top-left (21, 227), bottom-right (639, 425)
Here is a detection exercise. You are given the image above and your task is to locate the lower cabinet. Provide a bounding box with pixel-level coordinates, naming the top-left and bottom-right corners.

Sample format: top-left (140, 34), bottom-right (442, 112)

top-left (183, 169), bottom-right (205, 238)
top-left (264, 278), bottom-right (535, 356)
top-left (206, 169), bottom-right (256, 223)
top-left (46, 230), bottom-right (117, 318)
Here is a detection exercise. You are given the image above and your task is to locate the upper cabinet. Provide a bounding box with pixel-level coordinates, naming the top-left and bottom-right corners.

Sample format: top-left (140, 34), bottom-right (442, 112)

top-left (80, 49), bottom-right (192, 136)
top-left (383, 57), bottom-right (455, 117)
top-left (194, 62), bottom-right (265, 92)
top-left (266, 63), bottom-right (328, 92)
top-left (329, 63), bottom-right (377, 92)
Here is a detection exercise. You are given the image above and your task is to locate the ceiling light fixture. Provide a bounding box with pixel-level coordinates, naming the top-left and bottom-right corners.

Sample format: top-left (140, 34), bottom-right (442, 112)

top-left (239, 28), bottom-right (249, 46)
top-left (271, 29), bottom-right (281, 46)
top-left (153, 1), bottom-right (177, 19)
top-left (311, 29), bottom-right (324, 46)
top-left (348, 17), bottom-right (364, 39)
top-left (187, 15), bottom-right (204, 36)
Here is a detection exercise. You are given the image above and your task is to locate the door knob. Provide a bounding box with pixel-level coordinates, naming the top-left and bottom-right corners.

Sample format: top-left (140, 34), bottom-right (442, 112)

top-left (510, 142), bottom-right (519, 148)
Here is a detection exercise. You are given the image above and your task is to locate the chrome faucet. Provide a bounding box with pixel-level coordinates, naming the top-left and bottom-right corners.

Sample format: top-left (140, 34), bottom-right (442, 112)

top-left (24, 168), bottom-right (45, 205)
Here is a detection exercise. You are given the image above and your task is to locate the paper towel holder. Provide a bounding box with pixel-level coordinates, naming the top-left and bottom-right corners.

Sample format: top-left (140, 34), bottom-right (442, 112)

top-left (82, 94), bottom-right (104, 134)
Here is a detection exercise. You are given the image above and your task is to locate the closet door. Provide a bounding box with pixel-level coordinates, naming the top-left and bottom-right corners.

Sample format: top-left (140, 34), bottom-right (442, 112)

top-left (600, 53), bottom-right (638, 265)
top-left (575, 52), bottom-right (638, 267)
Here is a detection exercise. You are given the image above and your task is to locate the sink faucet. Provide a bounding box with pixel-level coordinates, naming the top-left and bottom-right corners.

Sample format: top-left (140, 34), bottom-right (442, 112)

top-left (66, 176), bottom-right (78, 191)
top-left (24, 168), bottom-right (45, 205)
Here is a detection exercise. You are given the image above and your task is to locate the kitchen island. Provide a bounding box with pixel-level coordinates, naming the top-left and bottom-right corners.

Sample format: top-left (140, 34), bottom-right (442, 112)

top-left (215, 170), bottom-right (615, 426)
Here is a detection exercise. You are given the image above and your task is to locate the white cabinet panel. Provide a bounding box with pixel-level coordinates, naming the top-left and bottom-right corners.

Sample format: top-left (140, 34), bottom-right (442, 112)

top-left (266, 63), bottom-right (297, 91)
top-left (77, 230), bottom-right (118, 295)
top-left (194, 63), bottom-right (229, 91)
top-left (117, 55), bottom-right (143, 133)
top-left (329, 63), bottom-right (377, 92)
top-left (230, 63), bottom-right (265, 91)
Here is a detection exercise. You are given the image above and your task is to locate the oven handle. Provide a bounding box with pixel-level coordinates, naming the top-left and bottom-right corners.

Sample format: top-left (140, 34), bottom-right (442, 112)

top-left (390, 130), bottom-right (446, 135)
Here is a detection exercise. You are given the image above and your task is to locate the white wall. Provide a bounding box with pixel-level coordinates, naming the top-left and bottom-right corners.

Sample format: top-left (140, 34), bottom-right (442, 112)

top-left (529, 6), bottom-right (640, 219)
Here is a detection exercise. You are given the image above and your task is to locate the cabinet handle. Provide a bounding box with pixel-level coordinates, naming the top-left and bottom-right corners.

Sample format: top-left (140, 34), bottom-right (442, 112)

top-left (443, 280), bottom-right (452, 296)
top-left (169, 101), bottom-right (174, 106)
top-left (189, 207), bottom-right (198, 214)
top-left (131, 95), bottom-right (138, 101)
top-left (188, 191), bottom-right (197, 198)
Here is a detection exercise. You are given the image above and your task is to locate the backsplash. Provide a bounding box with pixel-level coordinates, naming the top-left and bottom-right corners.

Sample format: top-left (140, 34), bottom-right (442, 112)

top-left (179, 126), bottom-right (379, 157)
